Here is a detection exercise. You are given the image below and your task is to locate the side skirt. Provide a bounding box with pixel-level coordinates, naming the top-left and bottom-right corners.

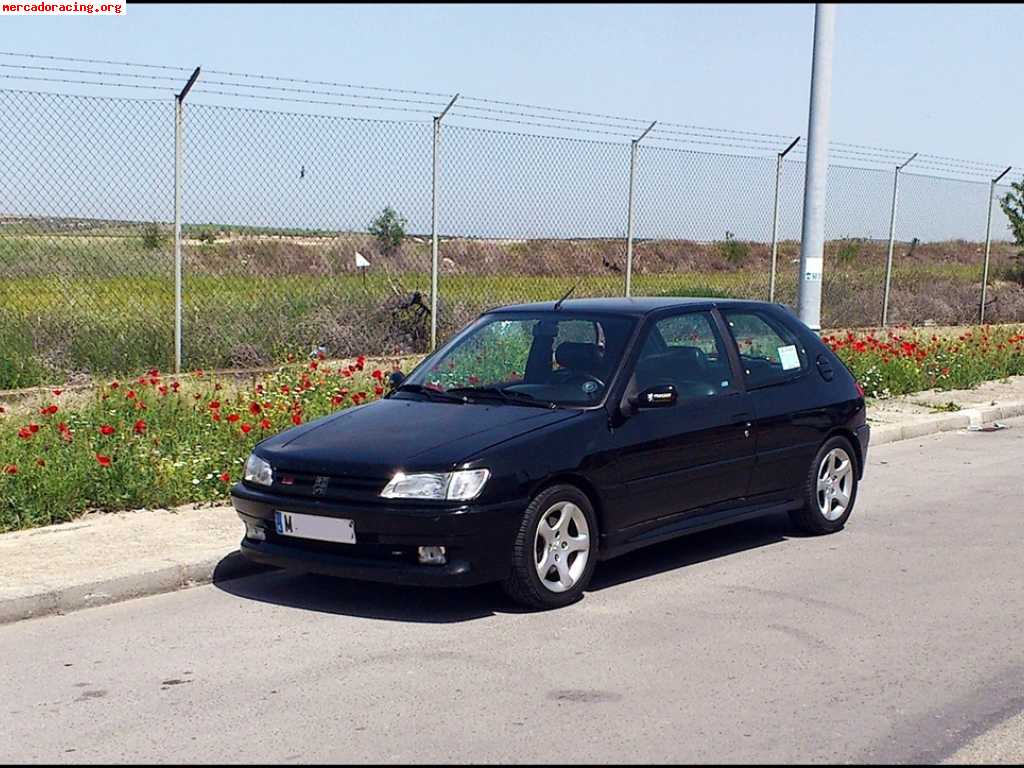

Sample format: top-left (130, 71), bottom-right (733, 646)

top-left (598, 499), bottom-right (803, 561)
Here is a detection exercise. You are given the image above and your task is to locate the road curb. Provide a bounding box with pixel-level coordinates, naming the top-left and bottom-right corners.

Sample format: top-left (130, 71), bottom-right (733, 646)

top-left (869, 400), bottom-right (1024, 446)
top-left (0, 550), bottom-right (267, 626)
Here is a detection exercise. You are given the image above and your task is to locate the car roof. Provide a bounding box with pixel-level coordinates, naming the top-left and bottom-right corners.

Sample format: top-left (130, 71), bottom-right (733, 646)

top-left (486, 296), bottom-right (775, 318)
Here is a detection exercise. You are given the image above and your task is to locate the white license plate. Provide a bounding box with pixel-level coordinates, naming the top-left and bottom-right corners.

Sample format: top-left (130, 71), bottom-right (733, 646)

top-left (274, 511), bottom-right (356, 544)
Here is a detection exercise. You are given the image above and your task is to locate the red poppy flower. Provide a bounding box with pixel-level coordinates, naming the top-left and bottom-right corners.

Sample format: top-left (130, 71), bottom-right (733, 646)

top-left (292, 413), bottom-right (302, 426)
top-left (126, 390), bottom-right (137, 400)
top-left (158, 385), bottom-right (169, 396)
top-left (259, 418), bottom-right (272, 430)
top-left (35, 458), bottom-right (45, 467)
top-left (240, 422), bottom-right (252, 434)
top-left (212, 412), bottom-right (221, 422)
top-left (331, 395), bottom-right (343, 406)
top-left (170, 381), bottom-right (180, 392)
top-left (219, 472), bottom-right (231, 483)
top-left (134, 419), bottom-right (147, 435)
top-left (371, 369), bottom-right (383, 381)
top-left (99, 425), bottom-right (115, 436)
top-left (110, 381), bottom-right (120, 389)
top-left (52, 389), bottom-right (63, 396)
top-left (209, 400), bottom-right (221, 410)
top-left (3, 464), bottom-right (16, 475)
top-left (248, 402), bottom-right (262, 416)
top-left (374, 386), bottom-right (384, 396)
top-left (194, 369), bottom-right (205, 377)
top-left (28, 423), bottom-right (40, 434)
top-left (95, 454), bottom-right (112, 468)
top-left (226, 413), bottom-right (239, 423)
top-left (39, 404), bottom-right (58, 416)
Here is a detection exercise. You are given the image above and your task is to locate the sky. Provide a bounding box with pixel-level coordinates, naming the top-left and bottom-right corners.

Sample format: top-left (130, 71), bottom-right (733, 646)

top-left (0, 3), bottom-right (1018, 241)
top-left (4, 2), bottom-right (1021, 165)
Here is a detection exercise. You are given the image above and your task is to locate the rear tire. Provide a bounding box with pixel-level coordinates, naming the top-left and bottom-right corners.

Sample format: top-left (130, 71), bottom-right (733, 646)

top-left (789, 436), bottom-right (858, 535)
top-left (502, 484), bottom-right (598, 610)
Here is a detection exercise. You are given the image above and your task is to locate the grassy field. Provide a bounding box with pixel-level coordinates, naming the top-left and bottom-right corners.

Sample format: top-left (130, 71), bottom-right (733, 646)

top-left (3, 220), bottom-right (1023, 389)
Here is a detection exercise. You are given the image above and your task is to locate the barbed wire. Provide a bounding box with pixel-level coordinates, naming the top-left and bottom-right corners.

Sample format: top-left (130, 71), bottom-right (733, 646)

top-left (0, 48), bottom-right (1018, 177)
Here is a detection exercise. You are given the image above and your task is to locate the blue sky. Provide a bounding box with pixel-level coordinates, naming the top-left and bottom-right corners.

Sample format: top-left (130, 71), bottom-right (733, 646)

top-left (3, 3), bottom-right (1021, 165)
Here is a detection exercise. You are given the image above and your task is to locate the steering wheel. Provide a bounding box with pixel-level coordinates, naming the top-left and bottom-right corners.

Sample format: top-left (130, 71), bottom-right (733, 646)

top-left (551, 369), bottom-right (605, 394)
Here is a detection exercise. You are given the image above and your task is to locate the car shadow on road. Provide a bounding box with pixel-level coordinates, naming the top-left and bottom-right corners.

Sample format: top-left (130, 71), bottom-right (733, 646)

top-left (212, 512), bottom-right (795, 623)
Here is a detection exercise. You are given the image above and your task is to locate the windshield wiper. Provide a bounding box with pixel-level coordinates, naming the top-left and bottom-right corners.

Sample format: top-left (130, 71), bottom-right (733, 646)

top-left (393, 383), bottom-right (469, 403)
top-left (446, 386), bottom-right (558, 409)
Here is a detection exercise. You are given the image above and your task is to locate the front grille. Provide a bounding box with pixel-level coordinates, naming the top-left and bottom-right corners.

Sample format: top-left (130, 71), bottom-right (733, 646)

top-left (271, 471), bottom-right (386, 503)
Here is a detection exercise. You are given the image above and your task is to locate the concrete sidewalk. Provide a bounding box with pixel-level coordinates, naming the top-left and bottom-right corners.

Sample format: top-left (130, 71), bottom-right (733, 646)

top-left (0, 504), bottom-right (254, 625)
top-left (2, 375), bottom-right (1022, 626)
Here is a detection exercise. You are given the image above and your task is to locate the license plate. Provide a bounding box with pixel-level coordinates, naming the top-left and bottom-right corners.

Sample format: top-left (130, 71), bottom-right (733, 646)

top-left (274, 511), bottom-right (356, 544)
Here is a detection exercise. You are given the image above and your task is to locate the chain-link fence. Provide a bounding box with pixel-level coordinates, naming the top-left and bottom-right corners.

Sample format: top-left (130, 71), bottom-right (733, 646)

top-left (1, 86), bottom-right (1021, 390)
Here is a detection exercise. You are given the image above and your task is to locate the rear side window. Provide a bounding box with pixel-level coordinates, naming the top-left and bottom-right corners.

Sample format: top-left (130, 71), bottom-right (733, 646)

top-left (723, 310), bottom-right (808, 389)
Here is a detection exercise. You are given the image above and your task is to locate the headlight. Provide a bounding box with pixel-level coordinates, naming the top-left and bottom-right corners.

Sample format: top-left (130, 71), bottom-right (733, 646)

top-left (244, 453), bottom-right (273, 486)
top-left (380, 469), bottom-right (490, 501)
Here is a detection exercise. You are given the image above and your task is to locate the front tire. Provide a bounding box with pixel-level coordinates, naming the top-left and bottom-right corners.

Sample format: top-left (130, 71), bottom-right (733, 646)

top-left (503, 484), bottom-right (598, 609)
top-left (789, 436), bottom-right (858, 535)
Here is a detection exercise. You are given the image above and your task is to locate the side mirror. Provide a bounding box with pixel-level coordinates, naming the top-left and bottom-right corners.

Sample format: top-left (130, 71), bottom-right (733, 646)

top-left (635, 384), bottom-right (677, 409)
top-left (389, 370), bottom-right (406, 388)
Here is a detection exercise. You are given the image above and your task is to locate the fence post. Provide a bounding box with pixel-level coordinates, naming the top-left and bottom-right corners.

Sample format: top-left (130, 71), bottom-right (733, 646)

top-left (173, 66), bottom-right (200, 374)
top-left (980, 166), bottom-right (1012, 324)
top-left (624, 121), bottom-right (656, 298)
top-left (880, 152), bottom-right (916, 327)
top-left (768, 136), bottom-right (801, 303)
top-left (430, 93), bottom-right (458, 352)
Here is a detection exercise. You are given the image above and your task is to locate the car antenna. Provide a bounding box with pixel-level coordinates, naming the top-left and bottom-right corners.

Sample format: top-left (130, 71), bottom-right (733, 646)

top-left (553, 283), bottom-right (578, 311)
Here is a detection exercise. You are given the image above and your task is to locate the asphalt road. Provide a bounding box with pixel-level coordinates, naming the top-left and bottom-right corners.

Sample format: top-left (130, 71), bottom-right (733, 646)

top-left (2, 419), bottom-right (1022, 763)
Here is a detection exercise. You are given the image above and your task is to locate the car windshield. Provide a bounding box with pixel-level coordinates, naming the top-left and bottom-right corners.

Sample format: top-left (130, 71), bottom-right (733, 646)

top-left (400, 312), bottom-right (637, 407)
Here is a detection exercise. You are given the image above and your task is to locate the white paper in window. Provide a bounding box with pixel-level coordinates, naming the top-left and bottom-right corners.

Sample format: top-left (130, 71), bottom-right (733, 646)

top-left (778, 345), bottom-right (801, 370)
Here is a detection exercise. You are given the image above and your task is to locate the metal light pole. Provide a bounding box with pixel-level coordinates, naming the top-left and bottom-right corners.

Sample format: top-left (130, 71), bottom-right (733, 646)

top-left (624, 120), bottom-right (657, 297)
top-left (880, 152), bottom-right (917, 327)
top-left (980, 165), bottom-right (1012, 323)
top-left (173, 66), bottom-right (200, 374)
top-left (769, 135), bottom-right (801, 303)
top-left (796, 4), bottom-right (836, 331)
top-left (430, 93), bottom-right (458, 351)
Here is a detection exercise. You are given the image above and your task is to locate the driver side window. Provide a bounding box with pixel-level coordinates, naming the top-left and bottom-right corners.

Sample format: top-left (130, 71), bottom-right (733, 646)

top-left (632, 312), bottom-right (732, 400)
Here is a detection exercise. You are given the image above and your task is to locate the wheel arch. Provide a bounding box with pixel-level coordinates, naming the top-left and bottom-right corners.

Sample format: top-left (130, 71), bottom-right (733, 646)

top-left (825, 427), bottom-right (863, 477)
top-left (529, 473), bottom-right (606, 543)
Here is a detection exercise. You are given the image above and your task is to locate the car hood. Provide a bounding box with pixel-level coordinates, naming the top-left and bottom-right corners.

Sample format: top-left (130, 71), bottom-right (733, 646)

top-left (256, 397), bottom-right (581, 475)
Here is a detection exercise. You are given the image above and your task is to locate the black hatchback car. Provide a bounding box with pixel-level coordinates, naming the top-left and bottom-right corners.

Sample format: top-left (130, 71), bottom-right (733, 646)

top-left (232, 298), bottom-right (869, 608)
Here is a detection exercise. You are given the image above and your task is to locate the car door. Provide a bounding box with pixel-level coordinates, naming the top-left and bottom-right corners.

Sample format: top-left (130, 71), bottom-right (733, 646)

top-left (720, 307), bottom-right (828, 500)
top-left (607, 309), bottom-right (756, 531)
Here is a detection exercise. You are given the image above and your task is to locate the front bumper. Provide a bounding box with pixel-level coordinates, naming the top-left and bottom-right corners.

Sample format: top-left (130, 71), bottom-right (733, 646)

top-left (230, 483), bottom-right (523, 587)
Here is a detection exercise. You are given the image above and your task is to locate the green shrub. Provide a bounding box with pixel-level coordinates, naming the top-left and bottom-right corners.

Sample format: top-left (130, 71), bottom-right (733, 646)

top-left (140, 222), bottom-right (168, 251)
top-left (834, 239), bottom-right (861, 265)
top-left (369, 206), bottom-right (407, 256)
top-left (716, 231), bottom-right (750, 267)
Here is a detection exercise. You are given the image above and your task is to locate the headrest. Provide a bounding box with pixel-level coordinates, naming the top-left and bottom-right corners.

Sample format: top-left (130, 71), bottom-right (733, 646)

top-left (555, 342), bottom-right (601, 371)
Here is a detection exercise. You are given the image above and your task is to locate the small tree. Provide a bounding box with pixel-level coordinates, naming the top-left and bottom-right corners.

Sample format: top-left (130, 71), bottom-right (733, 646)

top-left (140, 221), bottom-right (167, 251)
top-left (999, 179), bottom-right (1024, 284)
top-left (369, 206), bottom-right (407, 256)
